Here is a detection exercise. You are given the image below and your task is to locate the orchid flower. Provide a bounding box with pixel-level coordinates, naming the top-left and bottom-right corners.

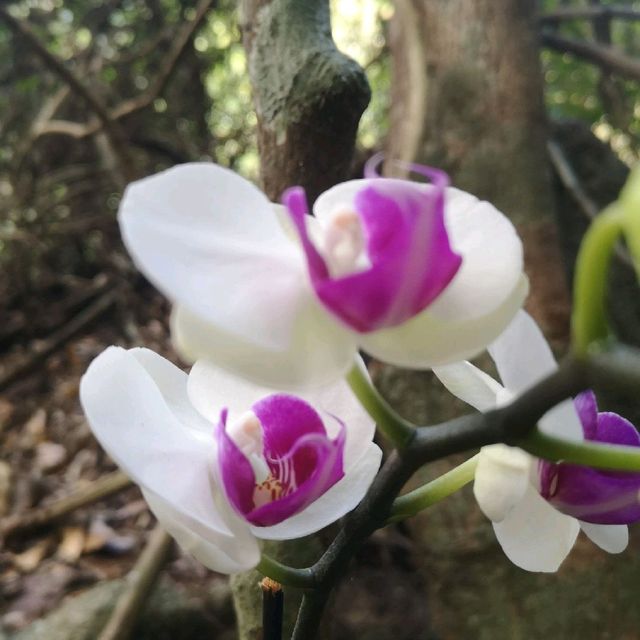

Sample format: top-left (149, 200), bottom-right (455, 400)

top-left (118, 161), bottom-right (527, 389)
top-left (433, 311), bottom-right (640, 572)
top-left (80, 347), bottom-right (382, 574)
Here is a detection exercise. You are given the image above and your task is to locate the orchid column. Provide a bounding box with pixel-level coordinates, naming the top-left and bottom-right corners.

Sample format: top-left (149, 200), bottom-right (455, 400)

top-left (235, 0), bottom-right (371, 635)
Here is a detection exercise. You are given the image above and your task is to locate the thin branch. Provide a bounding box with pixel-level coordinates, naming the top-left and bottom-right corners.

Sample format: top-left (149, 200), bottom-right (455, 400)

top-left (540, 32), bottom-right (640, 81)
top-left (287, 341), bottom-right (640, 637)
top-left (0, 6), bottom-right (134, 181)
top-left (290, 356), bottom-right (590, 638)
top-left (109, 0), bottom-right (215, 119)
top-left (97, 525), bottom-right (173, 640)
top-left (0, 288), bottom-right (119, 392)
top-left (547, 139), bottom-right (633, 267)
top-left (548, 140), bottom-right (600, 219)
top-left (540, 6), bottom-right (640, 25)
top-left (0, 471), bottom-right (132, 540)
top-left (34, 0), bottom-right (215, 141)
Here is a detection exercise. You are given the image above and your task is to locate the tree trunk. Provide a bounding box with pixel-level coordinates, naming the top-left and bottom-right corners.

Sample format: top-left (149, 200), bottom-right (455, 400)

top-left (239, 0), bottom-right (370, 203)
top-left (389, 0), bottom-right (569, 341)
top-left (383, 4), bottom-right (640, 639)
top-left (231, 2), bottom-right (370, 638)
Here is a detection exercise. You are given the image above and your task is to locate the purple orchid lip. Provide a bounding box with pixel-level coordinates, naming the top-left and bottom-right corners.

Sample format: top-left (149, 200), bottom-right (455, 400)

top-left (539, 391), bottom-right (640, 525)
top-left (215, 394), bottom-right (345, 527)
top-left (283, 160), bottom-right (462, 333)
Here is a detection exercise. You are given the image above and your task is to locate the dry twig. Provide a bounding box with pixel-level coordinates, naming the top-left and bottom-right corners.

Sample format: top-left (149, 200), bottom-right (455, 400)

top-left (0, 288), bottom-right (119, 392)
top-left (0, 7), bottom-right (134, 182)
top-left (0, 470), bottom-right (132, 541)
top-left (34, 0), bottom-right (215, 140)
top-left (540, 5), bottom-right (640, 25)
top-left (541, 32), bottom-right (640, 81)
top-left (97, 525), bottom-right (174, 640)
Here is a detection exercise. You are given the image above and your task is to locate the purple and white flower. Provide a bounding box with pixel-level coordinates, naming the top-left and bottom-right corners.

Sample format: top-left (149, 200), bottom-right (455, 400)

top-left (434, 311), bottom-right (640, 572)
top-left (118, 162), bottom-right (527, 389)
top-left (80, 347), bottom-right (381, 574)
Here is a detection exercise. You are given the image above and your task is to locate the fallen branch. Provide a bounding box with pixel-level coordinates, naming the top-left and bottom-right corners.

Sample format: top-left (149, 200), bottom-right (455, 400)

top-left (97, 525), bottom-right (173, 640)
top-left (0, 470), bottom-right (132, 541)
top-left (0, 274), bottom-right (113, 351)
top-left (0, 287), bottom-right (119, 392)
top-left (540, 32), bottom-right (640, 81)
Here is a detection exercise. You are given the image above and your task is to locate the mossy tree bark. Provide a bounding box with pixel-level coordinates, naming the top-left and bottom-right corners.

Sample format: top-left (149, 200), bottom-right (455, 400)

top-left (239, 0), bottom-right (370, 203)
top-left (232, 2), bottom-right (370, 638)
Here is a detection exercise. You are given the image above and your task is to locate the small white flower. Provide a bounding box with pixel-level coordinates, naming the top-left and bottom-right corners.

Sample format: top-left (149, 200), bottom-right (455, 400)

top-left (80, 347), bottom-right (381, 574)
top-left (434, 311), bottom-right (629, 572)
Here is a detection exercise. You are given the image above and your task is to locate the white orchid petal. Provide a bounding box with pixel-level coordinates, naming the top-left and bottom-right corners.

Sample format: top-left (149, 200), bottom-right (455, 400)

top-left (430, 188), bottom-right (524, 320)
top-left (488, 310), bottom-right (557, 393)
top-left (127, 348), bottom-right (213, 434)
top-left (492, 483), bottom-right (580, 572)
top-left (580, 522), bottom-right (629, 554)
top-left (433, 361), bottom-right (503, 412)
top-left (143, 489), bottom-right (260, 574)
top-left (539, 398), bottom-right (584, 442)
top-left (80, 347), bottom-right (232, 538)
top-left (119, 162), bottom-right (310, 351)
top-left (359, 275), bottom-right (528, 368)
top-left (173, 303), bottom-right (357, 390)
top-left (250, 443), bottom-right (382, 540)
top-left (187, 355), bottom-right (375, 469)
top-left (473, 444), bottom-right (532, 522)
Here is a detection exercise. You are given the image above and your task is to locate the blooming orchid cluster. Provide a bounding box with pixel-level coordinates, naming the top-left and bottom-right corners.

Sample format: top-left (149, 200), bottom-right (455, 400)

top-left (81, 159), bottom-right (640, 578)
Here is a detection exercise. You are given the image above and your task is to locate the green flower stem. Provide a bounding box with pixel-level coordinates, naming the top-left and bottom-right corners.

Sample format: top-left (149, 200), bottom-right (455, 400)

top-left (387, 454), bottom-right (479, 523)
top-left (572, 204), bottom-right (625, 355)
top-left (518, 428), bottom-right (640, 472)
top-left (256, 555), bottom-right (316, 590)
top-left (346, 359), bottom-right (415, 448)
top-left (619, 165), bottom-right (640, 276)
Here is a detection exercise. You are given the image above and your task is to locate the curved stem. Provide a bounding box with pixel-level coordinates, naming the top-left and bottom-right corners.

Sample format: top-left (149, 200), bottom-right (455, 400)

top-left (619, 165), bottom-right (640, 276)
top-left (518, 428), bottom-right (640, 472)
top-left (346, 358), bottom-right (415, 448)
top-left (388, 454), bottom-right (479, 523)
top-left (572, 204), bottom-right (624, 355)
top-left (256, 555), bottom-right (316, 590)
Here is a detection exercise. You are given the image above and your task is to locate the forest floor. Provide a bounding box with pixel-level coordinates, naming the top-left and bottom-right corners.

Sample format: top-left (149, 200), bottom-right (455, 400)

top-left (0, 284), bottom-right (433, 640)
top-left (1, 279), bottom-right (640, 640)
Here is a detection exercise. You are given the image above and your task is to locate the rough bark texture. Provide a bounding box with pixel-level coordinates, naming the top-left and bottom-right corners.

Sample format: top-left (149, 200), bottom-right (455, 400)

top-left (232, 2), bottom-right (370, 638)
top-left (239, 0), bottom-right (371, 203)
top-left (389, 0), bottom-right (570, 342)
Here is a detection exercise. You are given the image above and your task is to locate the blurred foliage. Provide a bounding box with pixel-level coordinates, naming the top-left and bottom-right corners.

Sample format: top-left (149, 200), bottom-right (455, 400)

top-left (0, 0), bottom-right (639, 304)
top-left (0, 0), bottom-right (390, 302)
top-left (540, 0), bottom-right (640, 164)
